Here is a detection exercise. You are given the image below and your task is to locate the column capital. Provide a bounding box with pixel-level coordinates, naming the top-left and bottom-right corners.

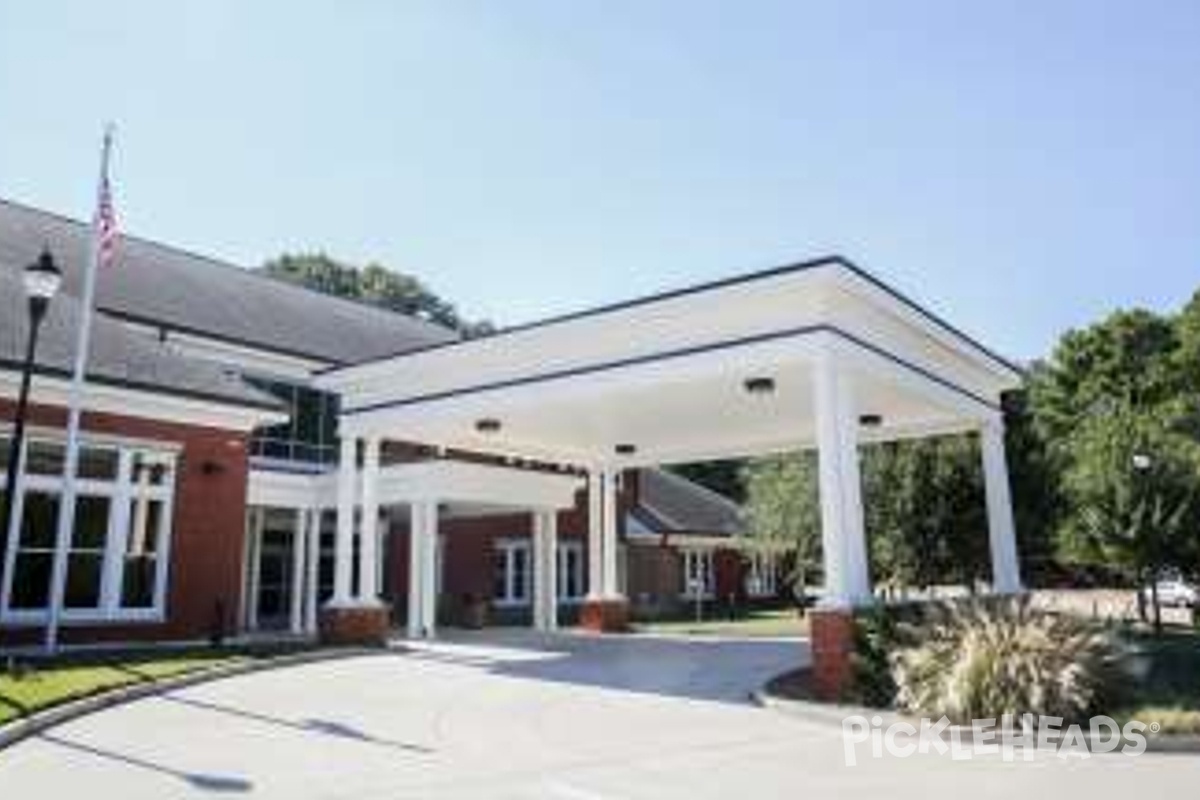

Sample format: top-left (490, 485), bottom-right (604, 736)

top-left (979, 412), bottom-right (1006, 435)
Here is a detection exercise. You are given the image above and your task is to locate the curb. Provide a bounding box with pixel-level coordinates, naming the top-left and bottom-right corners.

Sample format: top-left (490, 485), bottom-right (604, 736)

top-left (752, 682), bottom-right (1200, 754)
top-left (0, 646), bottom-right (390, 752)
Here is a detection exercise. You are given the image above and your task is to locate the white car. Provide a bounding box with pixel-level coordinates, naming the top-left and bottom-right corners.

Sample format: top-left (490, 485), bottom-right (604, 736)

top-left (1142, 578), bottom-right (1198, 608)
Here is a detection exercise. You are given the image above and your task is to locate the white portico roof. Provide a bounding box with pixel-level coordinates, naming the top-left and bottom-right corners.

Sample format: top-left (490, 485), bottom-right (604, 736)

top-left (317, 257), bottom-right (1022, 467)
top-left (249, 459), bottom-right (583, 511)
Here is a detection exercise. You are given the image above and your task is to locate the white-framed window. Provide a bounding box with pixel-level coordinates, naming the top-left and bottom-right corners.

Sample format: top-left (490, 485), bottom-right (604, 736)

top-left (493, 538), bottom-right (587, 606)
top-left (745, 551), bottom-right (778, 598)
top-left (556, 541), bottom-right (585, 603)
top-left (493, 539), bottom-right (531, 606)
top-left (1, 436), bottom-right (178, 624)
top-left (680, 548), bottom-right (715, 599)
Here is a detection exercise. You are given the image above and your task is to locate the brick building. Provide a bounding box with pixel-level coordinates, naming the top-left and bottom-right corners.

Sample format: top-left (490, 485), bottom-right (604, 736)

top-left (0, 199), bottom-right (766, 648)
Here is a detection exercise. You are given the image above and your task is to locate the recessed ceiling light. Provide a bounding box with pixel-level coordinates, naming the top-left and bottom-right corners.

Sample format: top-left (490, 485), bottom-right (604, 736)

top-left (475, 418), bottom-right (502, 434)
top-left (743, 376), bottom-right (776, 395)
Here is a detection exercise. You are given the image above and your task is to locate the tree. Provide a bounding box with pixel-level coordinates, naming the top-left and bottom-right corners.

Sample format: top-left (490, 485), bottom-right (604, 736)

top-left (1027, 304), bottom-right (1200, 607)
top-left (740, 453), bottom-right (821, 613)
top-left (1030, 309), bottom-right (1183, 445)
top-left (861, 436), bottom-right (990, 595)
top-left (258, 252), bottom-right (493, 336)
top-left (1001, 386), bottom-right (1062, 586)
top-left (1057, 405), bottom-right (1197, 628)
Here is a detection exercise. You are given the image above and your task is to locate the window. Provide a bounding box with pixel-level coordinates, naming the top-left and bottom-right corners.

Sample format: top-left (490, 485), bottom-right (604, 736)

top-left (247, 379), bottom-right (340, 464)
top-left (2, 437), bottom-right (178, 623)
top-left (745, 552), bottom-right (778, 598)
top-left (681, 549), bottom-right (715, 599)
top-left (493, 539), bottom-right (530, 606)
top-left (556, 541), bottom-right (584, 602)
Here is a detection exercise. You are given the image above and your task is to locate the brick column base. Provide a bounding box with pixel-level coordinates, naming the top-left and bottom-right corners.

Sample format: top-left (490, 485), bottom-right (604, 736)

top-left (579, 597), bottom-right (630, 632)
top-left (809, 608), bottom-right (857, 700)
top-left (319, 603), bottom-right (392, 646)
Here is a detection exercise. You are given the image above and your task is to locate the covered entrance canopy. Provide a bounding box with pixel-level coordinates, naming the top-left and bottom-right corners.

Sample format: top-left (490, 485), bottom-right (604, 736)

top-left (316, 257), bottom-right (1024, 629)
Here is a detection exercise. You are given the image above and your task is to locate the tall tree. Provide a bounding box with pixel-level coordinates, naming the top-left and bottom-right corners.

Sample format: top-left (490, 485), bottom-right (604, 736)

top-left (1028, 305), bottom-right (1200, 612)
top-left (861, 436), bottom-right (990, 594)
top-left (740, 453), bottom-right (821, 611)
top-left (258, 252), bottom-right (493, 336)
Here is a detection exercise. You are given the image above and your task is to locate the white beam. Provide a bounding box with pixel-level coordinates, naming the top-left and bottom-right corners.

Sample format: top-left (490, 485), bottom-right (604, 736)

top-left (601, 468), bottom-right (621, 598)
top-left (813, 347), bottom-right (871, 608)
top-left (407, 501), bottom-right (428, 639)
top-left (304, 508), bottom-right (320, 633)
top-left (246, 508), bottom-right (264, 631)
top-left (289, 507), bottom-right (306, 634)
top-left (358, 436), bottom-right (381, 602)
top-left (420, 500), bottom-right (439, 637)
top-left (533, 510), bottom-right (559, 631)
top-left (981, 418), bottom-right (1022, 593)
top-left (586, 470), bottom-right (603, 599)
top-left (331, 436), bottom-right (357, 606)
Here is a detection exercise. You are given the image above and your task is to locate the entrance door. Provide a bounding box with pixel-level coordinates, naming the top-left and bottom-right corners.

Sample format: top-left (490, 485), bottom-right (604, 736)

top-left (256, 527), bottom-right (294, 629)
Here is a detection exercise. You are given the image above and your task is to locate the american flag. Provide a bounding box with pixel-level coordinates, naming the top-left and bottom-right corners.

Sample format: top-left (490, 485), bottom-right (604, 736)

top-left (94, 140), bottom-right (118, 267)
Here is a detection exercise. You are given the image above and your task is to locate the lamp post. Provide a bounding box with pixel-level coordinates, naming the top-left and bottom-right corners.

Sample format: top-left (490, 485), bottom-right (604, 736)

top-left (1, 250), bottom-right (63, 553)
top-left (1131, 451), bottom-right (1160, 631)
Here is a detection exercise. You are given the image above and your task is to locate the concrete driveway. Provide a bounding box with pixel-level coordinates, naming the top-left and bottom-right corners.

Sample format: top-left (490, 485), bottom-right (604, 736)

top-left (0, 630), bottom-right (1193, 798)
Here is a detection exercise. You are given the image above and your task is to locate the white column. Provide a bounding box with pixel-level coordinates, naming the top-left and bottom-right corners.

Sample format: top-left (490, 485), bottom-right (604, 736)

top-left (601, 468), bottom-right (621, 598)
top-left (420, 500), bottom-right (439, 637)
top-left (237, 506), bottom-right (253, 632)
top-left (532, 512), bottom-right (546, 630)
top-left (358, 436), bottom-right (381, 603)
top-left (586, 469), bottom-right (604, 598)
top-left (813, 348), bottom-right (871, 608)
top-left (981, 418), bottom-right (1022, 593)
top-left (533, 510), bottom-right (559, 631)
top-left (304, 508), bottom-right (320, 634)
top-left (289, 507), bottom-right (306, 634)
top-left (246, 508), bottom-right (264, 631)
top-left (406, 501), bottom-right (427, 639)
top-left (331, 436), bottom-right (357, 606)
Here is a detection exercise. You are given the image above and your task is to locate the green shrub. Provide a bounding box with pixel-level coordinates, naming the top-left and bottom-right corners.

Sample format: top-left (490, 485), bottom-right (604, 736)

top-left (850, 604), bottom-right (898, 707)
top-left (887, 596), bottom-right (1126, 724)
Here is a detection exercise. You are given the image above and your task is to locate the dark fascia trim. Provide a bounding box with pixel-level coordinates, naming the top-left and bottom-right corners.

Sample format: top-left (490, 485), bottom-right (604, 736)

top-left (0, 359), bottom-right (286, 414)
top-left (99, 306), bottom-right (458, 368)
top-left (342, 323), bottom-right (1001, 419)
top-left (323, 255), bottom-right (1022, 378)
top-left (96, 307), bottom-right (346, 367)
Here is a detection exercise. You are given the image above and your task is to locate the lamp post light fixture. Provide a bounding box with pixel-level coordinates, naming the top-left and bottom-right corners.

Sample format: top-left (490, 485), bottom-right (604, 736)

top-left (2, 249), bottom-right (64, 548)
top-left (1131, 453), bottom-right (1152, 472)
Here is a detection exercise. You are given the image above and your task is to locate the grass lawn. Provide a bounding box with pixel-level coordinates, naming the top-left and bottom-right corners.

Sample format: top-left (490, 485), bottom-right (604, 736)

top-left (0, 646), bottom-right (309, 727)
top-left (635, 608), bottom-right (810, 638)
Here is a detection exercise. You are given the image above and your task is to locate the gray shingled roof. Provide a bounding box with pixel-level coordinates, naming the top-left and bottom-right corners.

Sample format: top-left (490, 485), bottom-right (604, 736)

top-left (0, 199), bottom-right (459, 365)
top-left (634, 468), bottom-right (746, 537)
top-left (0, 267), bottom-right (282, 410)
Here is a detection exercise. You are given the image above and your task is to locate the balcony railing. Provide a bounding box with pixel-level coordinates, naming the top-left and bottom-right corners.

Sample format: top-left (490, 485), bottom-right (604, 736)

top-left (248, 436), bottom-right (338, 465)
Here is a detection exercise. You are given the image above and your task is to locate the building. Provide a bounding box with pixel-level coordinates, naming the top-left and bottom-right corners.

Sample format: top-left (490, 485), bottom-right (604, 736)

top-left (0, 199), bottom-right (770, 649)
top-left (1, 195), bottom-right (1024, 695)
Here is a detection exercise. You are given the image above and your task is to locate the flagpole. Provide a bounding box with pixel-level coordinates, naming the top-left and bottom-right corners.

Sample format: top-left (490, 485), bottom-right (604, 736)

top-left (44, 125), bottom-right (115, 653)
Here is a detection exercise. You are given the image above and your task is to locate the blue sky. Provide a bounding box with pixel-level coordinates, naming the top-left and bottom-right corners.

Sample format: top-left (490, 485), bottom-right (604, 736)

top-left (2, 2), bottom-right (1199, 359)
